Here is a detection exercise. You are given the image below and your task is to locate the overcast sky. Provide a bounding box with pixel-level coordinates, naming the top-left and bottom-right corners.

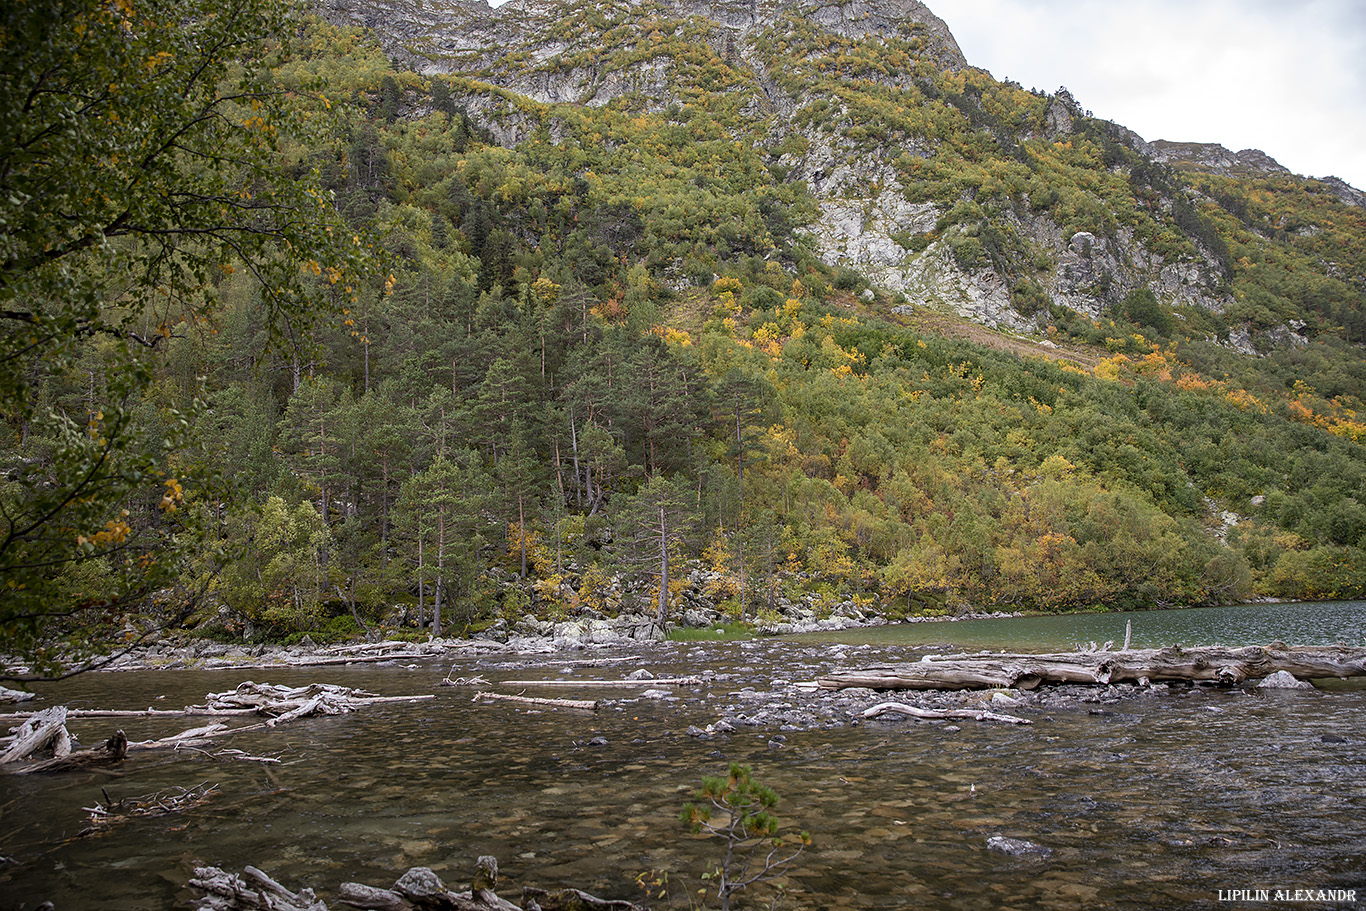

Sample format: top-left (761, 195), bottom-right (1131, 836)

top-left (934, 0), bottom-right (1366, 190)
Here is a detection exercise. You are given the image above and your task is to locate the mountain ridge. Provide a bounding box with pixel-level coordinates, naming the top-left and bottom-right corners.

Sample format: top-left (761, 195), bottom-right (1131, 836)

top-left (1146, 138), bottom-right (1365, 207)
top-left (316, 0), bottom-right (1366, 348)
top-left (323, 0), bottom-right (969, 79)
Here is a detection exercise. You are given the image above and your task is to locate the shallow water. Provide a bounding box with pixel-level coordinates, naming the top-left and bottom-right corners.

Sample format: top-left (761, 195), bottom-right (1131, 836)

top-left (3, 619), bottom-right (1366, 910)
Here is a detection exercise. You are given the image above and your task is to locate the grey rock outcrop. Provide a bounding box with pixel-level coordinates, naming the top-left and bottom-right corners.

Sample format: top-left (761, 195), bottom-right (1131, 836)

top-left (1257, 670), bottom-right (1314, 690)
top-left (1149, 140), bottom-right (1291, 178)
top-left (322, 0), bottom-right (966, 91)
top-left (1320, 176), bottom-right (1366, 210)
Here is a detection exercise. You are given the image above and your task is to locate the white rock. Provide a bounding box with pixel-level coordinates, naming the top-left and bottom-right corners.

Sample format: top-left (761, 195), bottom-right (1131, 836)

top-left (1258, 671), bottom-right (1314, 690)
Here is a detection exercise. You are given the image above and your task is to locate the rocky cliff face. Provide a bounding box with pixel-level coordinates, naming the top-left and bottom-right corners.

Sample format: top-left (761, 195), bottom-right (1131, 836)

top-left (317, 0), bottom-right (1349, 340)
top-left (1148, 140), bottom-right (1290, 178)
top-left (322, 0), bottom-right (965, 87)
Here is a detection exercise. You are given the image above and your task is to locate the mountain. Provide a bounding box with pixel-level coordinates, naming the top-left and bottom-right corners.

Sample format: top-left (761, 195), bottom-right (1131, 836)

top-left (324, 0), bottom-right (969, 77)
top-left (320, 0), bottom-right (1365, 343)
top-left (288, 0), bottom-right (1363, 609)
top-left (9, 0), bottom-right (1366, 668)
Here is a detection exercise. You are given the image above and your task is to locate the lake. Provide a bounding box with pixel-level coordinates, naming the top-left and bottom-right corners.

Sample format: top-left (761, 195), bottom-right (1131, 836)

top-left (2, 602), bottom-right (1364, 910)
top-left (796, 600), bottom-right (1366, 653)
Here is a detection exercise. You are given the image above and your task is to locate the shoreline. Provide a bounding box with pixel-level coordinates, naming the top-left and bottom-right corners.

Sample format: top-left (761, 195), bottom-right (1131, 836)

top-left (3, 607), bottom-right (1026, 679)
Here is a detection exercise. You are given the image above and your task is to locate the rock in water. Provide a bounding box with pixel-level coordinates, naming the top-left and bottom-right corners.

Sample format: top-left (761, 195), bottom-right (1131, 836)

top-left (986, 835), bottom-right (1052, 858)
top-left (1258, 670), bottom-right (1314, 690)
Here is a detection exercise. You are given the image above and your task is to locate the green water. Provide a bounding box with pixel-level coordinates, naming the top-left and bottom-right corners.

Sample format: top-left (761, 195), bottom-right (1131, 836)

top-left (795, 600), bottom-right (1366, 653)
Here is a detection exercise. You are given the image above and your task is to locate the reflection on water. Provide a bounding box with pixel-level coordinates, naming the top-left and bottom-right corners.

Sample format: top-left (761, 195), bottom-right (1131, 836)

top-left (2, 610), bottom-right (1365, 910)
top-left (796, 600), bottom-right (1366, 653)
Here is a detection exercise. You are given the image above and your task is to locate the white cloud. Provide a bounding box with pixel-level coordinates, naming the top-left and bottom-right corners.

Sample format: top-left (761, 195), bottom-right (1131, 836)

top-left (937, 0), bottom-right (1366, 189)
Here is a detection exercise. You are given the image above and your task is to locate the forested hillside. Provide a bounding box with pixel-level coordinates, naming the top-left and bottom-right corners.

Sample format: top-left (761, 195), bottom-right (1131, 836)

top-left (3, 0), bottom-right (1365, 670)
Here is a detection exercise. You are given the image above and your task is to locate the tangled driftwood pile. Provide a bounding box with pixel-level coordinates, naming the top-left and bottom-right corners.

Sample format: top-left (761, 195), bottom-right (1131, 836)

top-left (81, 782), bottom-right (219, 835)
top-left (189, 855), bottom-right (642, 911)
top-left (199, 681), bottom-right (429, 722)
top-left (0, 682), bottom-right (434, 773)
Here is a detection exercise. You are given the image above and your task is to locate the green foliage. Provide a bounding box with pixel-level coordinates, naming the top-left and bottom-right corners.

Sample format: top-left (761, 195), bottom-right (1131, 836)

top-left (1120, 287), bottom-right (1174, 336)
top-left (218, 497), bottom-right (334, 637)
top-left (681, 763), bottom-right (809, 911)
top-left (0, 0), bottom-right (377, 676)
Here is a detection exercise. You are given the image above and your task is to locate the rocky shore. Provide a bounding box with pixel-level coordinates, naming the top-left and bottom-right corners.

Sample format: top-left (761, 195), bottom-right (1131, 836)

top-left (17, 598), bottom-right (1022, 675)
top-left (692, 676), bottom-right (1193, 738)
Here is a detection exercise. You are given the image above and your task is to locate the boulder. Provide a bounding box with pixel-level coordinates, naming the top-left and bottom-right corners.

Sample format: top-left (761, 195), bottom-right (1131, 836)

top-left (986, 835), bottom-right (1052, 858)
top-left (1257, 670), bottom-right (1314, 690)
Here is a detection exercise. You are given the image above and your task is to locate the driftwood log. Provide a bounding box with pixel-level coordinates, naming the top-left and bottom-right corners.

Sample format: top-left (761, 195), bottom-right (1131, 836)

top-left (1, 706), bottom-right (258, 719)
top-left (471, 692), bottom-right (599, 711)
top-left (14, 730), bottom-right (128, 774)
top-left (818, 644), bottom-right (1366, 691)
top-left (499, 677), bottom-right (702, 689)
top-left (191, 856), bottom-right (642, 911)
top-left (1, 705), bottom-right (129, 773)
top-left (190, 865), bottom-right (327, 911)
top-left (0, 685), bottom-right (36, 704)
top-left (1, 706), bottom-right (69, 763)
top-left (861, 702), bottom-right (1032, 725)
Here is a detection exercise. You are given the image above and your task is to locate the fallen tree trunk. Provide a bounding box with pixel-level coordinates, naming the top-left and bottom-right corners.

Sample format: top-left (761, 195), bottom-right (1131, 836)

top-left (4, 683), bottom-right (435, 771)
top-left (284, 652), bottom-right (432, 668)
top-left (14, 730), bottom-right (127, 774)
top-left (0, 685), bottom-right (36, 704)
top-left (499, 677), bottom-right (702, 688)
top-left (472, 692), bottom-right (599, 711)
top-left (128, 722), bottom-right (231, 751)
top-left (861, 702), bottom-right (1032, 725)
top-left (0, 688), bottom-right (429, 724)
top-left (0, 706), bottom-right (259, 719)
top-left (817, 644), bottom-right (1366, 692)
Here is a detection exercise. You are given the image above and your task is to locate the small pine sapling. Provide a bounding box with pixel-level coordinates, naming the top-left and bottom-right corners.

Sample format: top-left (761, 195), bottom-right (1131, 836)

top-left (680, 763), bottom-right (810, 910)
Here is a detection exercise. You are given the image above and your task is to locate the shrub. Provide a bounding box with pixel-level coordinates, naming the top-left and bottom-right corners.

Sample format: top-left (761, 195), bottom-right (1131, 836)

top-left (681, 764), bottom-right (810, 911)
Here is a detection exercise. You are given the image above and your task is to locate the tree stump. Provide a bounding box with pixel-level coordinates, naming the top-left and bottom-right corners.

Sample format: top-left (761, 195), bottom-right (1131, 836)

top-left (14, 730), bottom-right (128, 774)
top-left (0, 706), bottom-right (68, 764)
